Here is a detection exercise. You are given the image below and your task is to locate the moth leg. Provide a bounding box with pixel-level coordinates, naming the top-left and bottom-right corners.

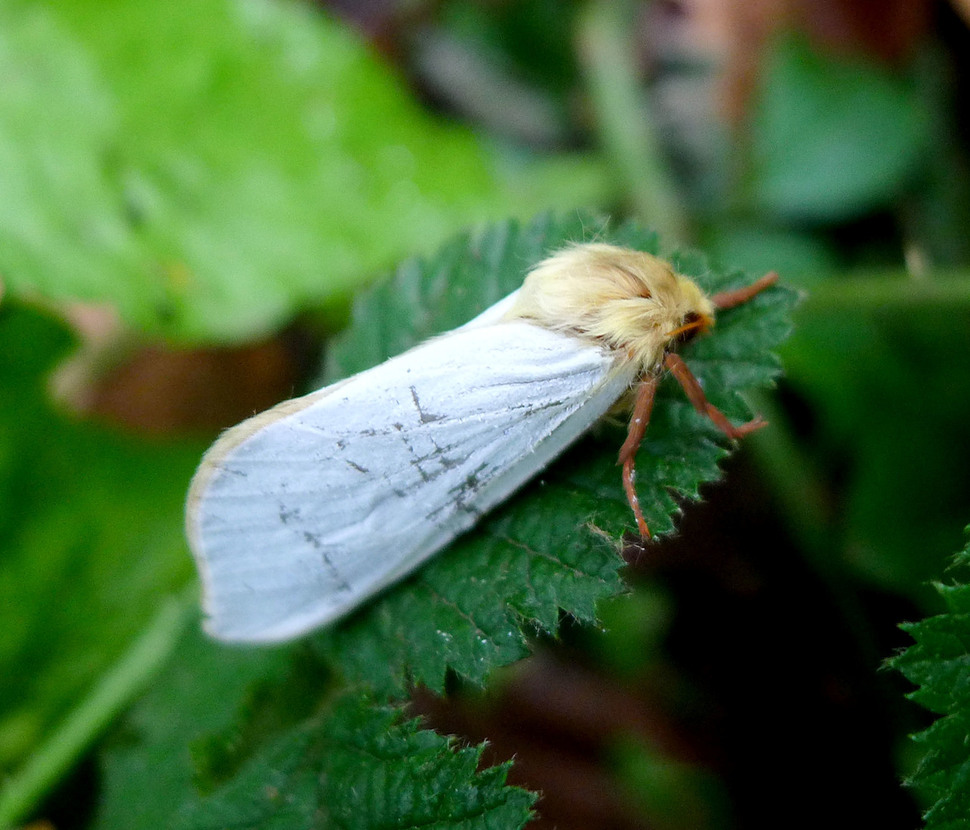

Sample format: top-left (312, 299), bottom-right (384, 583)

top-left (618, 375), bottom-right (660, 538)
top-left (665, 353), bottom-right (767, 439)
top-left (710, 271), bottom-right (778, 309)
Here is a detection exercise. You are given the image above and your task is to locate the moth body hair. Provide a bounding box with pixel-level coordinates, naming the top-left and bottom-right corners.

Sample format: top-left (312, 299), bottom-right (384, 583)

top-left (507, 244), bottom-right (715, 372)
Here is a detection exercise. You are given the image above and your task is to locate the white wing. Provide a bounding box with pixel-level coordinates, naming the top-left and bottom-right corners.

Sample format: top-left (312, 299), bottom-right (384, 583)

top-left (186, 320), bottom-right (636, 642)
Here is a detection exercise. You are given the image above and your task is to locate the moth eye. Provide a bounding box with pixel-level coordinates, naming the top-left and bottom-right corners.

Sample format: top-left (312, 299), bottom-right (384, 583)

top-left (679, 312), bottom-right (702, 341)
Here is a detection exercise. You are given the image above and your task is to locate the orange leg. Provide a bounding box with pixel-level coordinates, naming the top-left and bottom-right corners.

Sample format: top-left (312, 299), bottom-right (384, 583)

top-left (665, 353), bottom-right (766, 439)
top-left (618, 375), bottom-right (659, 538)
top-left (618, 271), bottom-right (777, 538)
top-left (710, 272), bottom-right (778, 310)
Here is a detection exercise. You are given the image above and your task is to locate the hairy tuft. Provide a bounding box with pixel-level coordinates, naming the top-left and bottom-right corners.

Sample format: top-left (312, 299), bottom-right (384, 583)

top-left (506, 244), bottom-right (715, 372)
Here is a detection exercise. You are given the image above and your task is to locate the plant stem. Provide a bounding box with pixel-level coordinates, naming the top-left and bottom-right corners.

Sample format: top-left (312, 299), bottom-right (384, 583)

top-left (576, 0), bottom-right (689, 244)
top-left (746, 390), bottom-right (831, 557)
top-left (798, 271), bottom-right (970, 313)
top-left (746, 392), bottom-right (886, 671)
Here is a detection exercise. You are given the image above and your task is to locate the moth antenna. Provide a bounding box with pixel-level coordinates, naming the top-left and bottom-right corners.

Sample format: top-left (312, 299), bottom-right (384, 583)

top-left (711, 271), bottom-right (778, 309)
top-left (664, 318), bottom-right (706, 340)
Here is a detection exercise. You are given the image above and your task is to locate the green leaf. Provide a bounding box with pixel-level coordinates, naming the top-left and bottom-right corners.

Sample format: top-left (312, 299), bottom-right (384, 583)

top-left (892, 535), bottom-right (970, 829)
top-left (0, 303), bottom-right (202, 779)
top-left (751, 35), bottom-right (929, 221)
top-left (315, 212), bottom-right (797, 697)
top-left (0, 0), bottom-right (590, 344)
top-left (96, 631), bottom-right (532, 830)
top-left (172, 695), bottom-right (536, 830)
top-left (0, 591), bottom-right (193, 830)
top-left (92, 626), bottom-right (305, 830)
top-left (785, 283), bottom-right (970, 595)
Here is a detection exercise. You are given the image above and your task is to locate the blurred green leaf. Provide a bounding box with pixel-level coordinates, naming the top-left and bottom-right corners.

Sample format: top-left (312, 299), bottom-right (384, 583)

top-left (589, 587), bottom-right (674, 680)
top-left (751, 35), bottom-right (929, 221)
top-left (0, 0), bottom-right (600, 344)
top-left (892, 535), bottom-right (970, 829)
top-left (703, 224), bottom-right (838, 289)
top-left (0, 303), bottom-right (202, 780)
top-left (92, 627), bottom-right (302, 830)
top-left (786, 283), bottom-right (970, 594)
top-left (0, 591), bottom-right (193, 829)
top-left (612, 735), bottom-right (731, 830)
top-left (906, 49), bottom-right (970, 268)
top-left (438, 0), bottom-right (580, 97)
top-left (172, 695), bottom-right (536, 830)
top-left (95, 602), bottom-right (532, 830)
top-left (315, 212), bottom-right (797, 697)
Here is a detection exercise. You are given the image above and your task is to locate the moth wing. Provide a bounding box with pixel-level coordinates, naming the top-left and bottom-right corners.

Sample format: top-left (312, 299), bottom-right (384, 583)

top-left (186, 321), bottom-right (635, 642)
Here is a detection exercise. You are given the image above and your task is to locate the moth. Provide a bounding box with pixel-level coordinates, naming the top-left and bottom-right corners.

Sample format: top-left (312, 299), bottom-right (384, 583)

top-left (186, 243), bottom-right (777, 642)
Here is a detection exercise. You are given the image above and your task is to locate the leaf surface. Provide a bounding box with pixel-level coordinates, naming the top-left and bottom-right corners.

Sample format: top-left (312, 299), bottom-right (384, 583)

top-left (892, 536), bottom-right (970, 830)
top-left (0, 0), bottom-right (598, 343)
top-left (173, 696), bottom-right (535, 830)
top-left (751, 35), bottom-right (929, 221)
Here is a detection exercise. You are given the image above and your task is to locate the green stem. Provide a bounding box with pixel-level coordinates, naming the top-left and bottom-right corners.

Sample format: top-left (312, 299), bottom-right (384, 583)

top-left (746, 392), bottom-right (886, 671)
top-left (576, 0), bottom-right (689, 244)
top-left (0, 589), bottom-right (195, 829)
top-left (746, 391), bottom-right (830, 557)
top-left (798, 271), bottom-right (970, 313)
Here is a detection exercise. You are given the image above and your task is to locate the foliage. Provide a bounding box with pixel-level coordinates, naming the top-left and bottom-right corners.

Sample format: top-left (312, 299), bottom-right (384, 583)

top-left (93, 627), bottom-right (537, 830)
top-left (1, 0), bottom-right (969, 826)
top-left (0, 0), bottom-right (604, 343)
top-left (750, 34), bottom-right (930, 221)
top-left (0, 305), bottom-right (200, 777)
top-left (892, 536), bottom-right (970, 829)
top-left (172, 695), bottom-right (536, 830)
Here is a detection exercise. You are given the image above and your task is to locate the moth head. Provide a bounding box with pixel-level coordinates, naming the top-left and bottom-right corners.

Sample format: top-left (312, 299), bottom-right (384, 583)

top-left (508, 243), bottom-right (716, 372)
top-left (661, 275), bottom-right (715, 347)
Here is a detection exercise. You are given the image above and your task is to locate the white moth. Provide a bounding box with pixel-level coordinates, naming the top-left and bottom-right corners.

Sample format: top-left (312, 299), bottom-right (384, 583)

top-left (186, 244), bottom-right (776, 642)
